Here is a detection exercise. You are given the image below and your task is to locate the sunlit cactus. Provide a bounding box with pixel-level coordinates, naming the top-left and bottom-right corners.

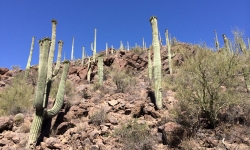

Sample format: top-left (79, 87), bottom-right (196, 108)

top-left (25, 36), bottom-right (35, 79)
top-left (165, 29), bottom-right (173, 75)
top-left (91, 29), bottom-right (97, 62)
top-left (214, 30), bottom-right (220, 51)
top-left (27, 37), bottom-right (69, 148)
top-left (53, 40), bottom-right (63, 76)
top-left (222, 34), bottom-right (230, 53)
top-left (120, 40), bottom-right (124, 50)
top-left (150, 16), bottom-right (162, 109)
top-left (82, 46), bottom-right (85, 65)
top-left (106, 43), bottom-right (108, 55)
top-left (71, 37), bottom-right (74, 60)
top-left (87, 57), bottom-right (92, 83)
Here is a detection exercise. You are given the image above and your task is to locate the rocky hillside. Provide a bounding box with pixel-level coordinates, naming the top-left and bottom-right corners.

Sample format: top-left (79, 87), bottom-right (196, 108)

top-left (0, 43), bottom-right (250, 150)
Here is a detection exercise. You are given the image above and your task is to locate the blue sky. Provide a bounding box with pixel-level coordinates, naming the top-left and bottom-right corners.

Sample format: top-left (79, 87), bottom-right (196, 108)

top-left (0, 0), bottom-right (249, 69)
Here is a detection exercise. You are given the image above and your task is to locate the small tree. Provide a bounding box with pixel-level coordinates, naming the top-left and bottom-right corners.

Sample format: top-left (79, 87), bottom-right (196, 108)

top-left (176, 47), bottom-right (241, 128)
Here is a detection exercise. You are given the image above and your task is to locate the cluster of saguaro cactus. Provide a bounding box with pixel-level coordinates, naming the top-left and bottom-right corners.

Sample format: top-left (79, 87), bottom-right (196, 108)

top-left (91, 29), bottom-right (97, 62)
top-left (150, 16), bottom-right (162, 109)
top-left (25, 36), bottom-right (35, 79)
top-left (98, 56), bottom-right (104, 85)
top-left (165, 29), bottom-right (173, 75)
top-left (27, 20), bottom-right (69, 149)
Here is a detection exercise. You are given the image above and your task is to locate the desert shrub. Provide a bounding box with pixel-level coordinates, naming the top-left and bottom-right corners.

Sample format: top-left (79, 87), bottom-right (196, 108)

top-left (89, 108), bottom-right (107, 125)
top-left (113, 119), bottom-right (154, 150)
top-left (0, 73), bottom-right (34, 116)
top-left (112, 69), bottom-right (137, 93)
top-left (131, 47), bottom-right (145, 55)
top-left (173, 47), bottom-right (242, 129)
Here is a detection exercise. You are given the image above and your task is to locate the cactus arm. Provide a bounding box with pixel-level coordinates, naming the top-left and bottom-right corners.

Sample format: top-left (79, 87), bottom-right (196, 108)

top-left (150, 16), bottom-right (162, 109)
top-left (165, 29), bottom-right (173, 75)
top-left (47, 61), bottom-right (69, 117)
top-left (34, 38), bottom-right (51, 109)
top-left (25, 36), bottom-right (35, 79)
top-left (47, 20), bottom-right (57, 80)
top-left (53, 40), bottom-right (63, 76)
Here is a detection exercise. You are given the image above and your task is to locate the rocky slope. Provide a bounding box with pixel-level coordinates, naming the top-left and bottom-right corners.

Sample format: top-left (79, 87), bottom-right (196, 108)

top-left (0, 43), bottom-right (250, 150)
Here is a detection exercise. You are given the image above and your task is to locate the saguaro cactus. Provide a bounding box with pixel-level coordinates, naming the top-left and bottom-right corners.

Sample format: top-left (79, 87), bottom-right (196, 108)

top-left (91, 29), bottom-right (97, 62)
top-left (25, 36), bottom-right (35, 79)
top-left (165, 29), bottom-right (173, 75)
top-left (53, 40), bottom-right (63, 76)
top-left (87, 57), bottom-right (92, 83)
top-left (127, 41), bottom-right (129, 50)
top-left (71, 37), bottom-right (74, 60)
top-left (98, 56), bottom-right (104, 85)
top-left (150, 16), bottom-right (162, 109)
top-left (120, 41), bottom-right (124, 50)
top-left (82, 46), bottom-right (85, 65)
top-left (142, 38), bottom-right (145, 50)
top-left (47, 19), bottom-right (57, 80)
top-left (222, 34), bottom-right (230, 53)
top-left (106, 43), bottom-right (108, 55)
top-left (27, 37), bottom-right (69, 148)
top-left (214, 30), bottom-right (220, 51)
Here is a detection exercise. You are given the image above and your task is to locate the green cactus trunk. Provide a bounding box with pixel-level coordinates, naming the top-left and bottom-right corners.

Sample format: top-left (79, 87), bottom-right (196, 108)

top-left (165, 29), bottom-right (173, 75)
top-left (53, 40), bottom-right (63, 76)
top-left (98, 56), bottom-right (103, 85)
top-left (25, 36), bottom-right (35, 79)
top-left (150, 16), bottom-right (162, 109)
top-left (47, 20), bottom-right (57, 80)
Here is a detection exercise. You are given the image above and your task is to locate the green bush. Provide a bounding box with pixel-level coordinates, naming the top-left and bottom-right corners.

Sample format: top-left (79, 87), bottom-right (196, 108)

top-left (0, 73), bottom-right (34, 116)
top-left (173, 47), bottom-right (242, 129)
top-left (112, 69), bottom-right (137, 93)
top-left (113, 119), bottom-right (153, 150)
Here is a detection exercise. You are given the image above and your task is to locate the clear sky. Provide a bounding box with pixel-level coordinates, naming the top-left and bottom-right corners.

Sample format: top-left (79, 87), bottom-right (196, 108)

top-left (0, 0), bottom-right (249, 69)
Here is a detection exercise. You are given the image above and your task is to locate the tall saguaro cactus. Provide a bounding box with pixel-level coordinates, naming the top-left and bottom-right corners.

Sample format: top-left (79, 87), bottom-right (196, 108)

top-left (91, 29), bottom-right (97, 62)
top-left (47, 19), bottom-right (57, 80)
top-left (71, 37), bottom-right (74, 60)
top-left (27, 37), bottom-right (69, 148)
top-left (222, 34), bottom-right (230, 53)
top-left (98, 56), bottom-right (104, 85)
top-left (106, 43), bottom-right (108, 56)
top-left (127, 41), bottom-right (129, 51)
top-left (25, 36), bottom-right (35, 79)
top-left (165, 29), bottom-right (173, 75)
top-left (150, 16), bottom-right (162, 109)
top-left (214, 30), bottom-right (220, 51)
top-left (87, 57), bottom-right (92, 83)
top-left (82, 46), bottom-right (85, 65)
